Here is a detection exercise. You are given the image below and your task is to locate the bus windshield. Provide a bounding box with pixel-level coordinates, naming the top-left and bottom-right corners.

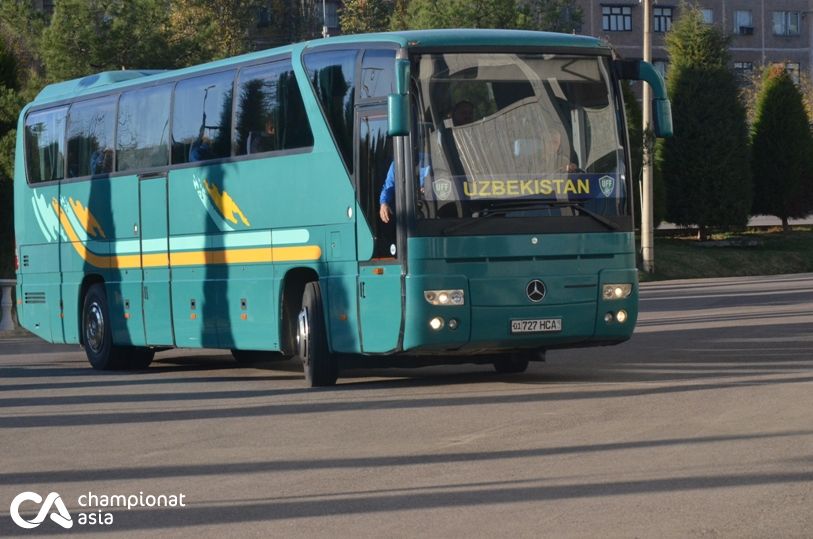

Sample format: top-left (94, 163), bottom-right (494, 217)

top-left (411, 53), bottom-right (627, 229)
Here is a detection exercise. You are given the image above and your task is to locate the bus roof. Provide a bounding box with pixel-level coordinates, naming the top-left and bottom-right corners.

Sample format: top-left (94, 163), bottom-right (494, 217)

top-left (32, 29), bottom-right (609, 105)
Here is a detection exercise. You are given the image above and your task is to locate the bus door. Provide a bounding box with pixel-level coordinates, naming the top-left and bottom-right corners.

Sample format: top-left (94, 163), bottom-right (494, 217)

top-left (356, 109), bottom-right (404, 353)
top-left (139, 172), bottom-right (174, 345)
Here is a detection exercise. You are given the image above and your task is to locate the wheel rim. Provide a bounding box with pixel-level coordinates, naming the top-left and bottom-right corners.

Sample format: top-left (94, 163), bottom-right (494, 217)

top-left (297, 306), bottom-right (309, 362)
top-left (85, 301), bottom-right (105, 354)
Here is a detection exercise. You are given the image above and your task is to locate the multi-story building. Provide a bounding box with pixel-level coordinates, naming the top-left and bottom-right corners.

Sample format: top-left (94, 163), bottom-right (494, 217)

top-left (575, 0), bottom-right (811, 82)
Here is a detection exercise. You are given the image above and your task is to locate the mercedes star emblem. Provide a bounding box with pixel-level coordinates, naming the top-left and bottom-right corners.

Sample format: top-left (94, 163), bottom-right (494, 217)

top-left (526, 280), bottom-right (546, 302)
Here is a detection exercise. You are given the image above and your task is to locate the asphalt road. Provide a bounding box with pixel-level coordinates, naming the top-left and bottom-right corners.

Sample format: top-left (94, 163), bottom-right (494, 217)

top-left (1, 274), bottom-right (811, 537)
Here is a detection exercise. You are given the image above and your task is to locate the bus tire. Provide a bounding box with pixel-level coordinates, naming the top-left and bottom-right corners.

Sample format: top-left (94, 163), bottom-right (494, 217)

top-left (230, 349), bottom-right (289, 364)
top-left (82, 283), bottom-right (127, 370)
top-left (297, 282), bottom-right (337, 387)
top-left (493, 354), bottom-right (529, 374)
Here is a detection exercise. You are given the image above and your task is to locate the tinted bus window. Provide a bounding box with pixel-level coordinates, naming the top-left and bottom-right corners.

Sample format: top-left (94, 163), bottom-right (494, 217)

top-left (234, 61), bottom-right (313, 156)
top-left (24, 107), bottom-right (67, 183)
top-left (360, 49), bottom-right (395, 99)
top-left (172, 70), bottom-right (234, 164)
top-left (66, 96), bottom-right (116, 177)
top-left (304, 49), bottom-right (358, 172)
top-left (117, 85), bottom-right (171, 171)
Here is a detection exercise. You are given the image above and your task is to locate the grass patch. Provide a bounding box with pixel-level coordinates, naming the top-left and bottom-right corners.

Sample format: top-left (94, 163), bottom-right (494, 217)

top-left (640, 227), bottom-right (813, 281)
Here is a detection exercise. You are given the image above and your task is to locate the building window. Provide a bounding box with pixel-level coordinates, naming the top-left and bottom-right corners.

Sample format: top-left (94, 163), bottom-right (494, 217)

top-left (701, 9), bottom-right (713, 24)
top-left (773, 12), bottom-right (800, 36)
top-left (785, 62), bottom-right (801, 84)
top-left (734, 10), bottom-right (753, 35)
top-left (733, 61), bottom-right (754, 81)
top-left (653, 7), bottom-right (673, 33)
top-left (602, 5), bottom-right (632, 32)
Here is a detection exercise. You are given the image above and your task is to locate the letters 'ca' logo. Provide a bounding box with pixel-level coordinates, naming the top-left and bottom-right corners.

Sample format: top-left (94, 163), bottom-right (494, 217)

top-left (10, 492), bottom-right (73, 530)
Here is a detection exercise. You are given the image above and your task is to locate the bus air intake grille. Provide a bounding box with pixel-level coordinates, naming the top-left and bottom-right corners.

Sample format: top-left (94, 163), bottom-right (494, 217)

top-left (24, 292), bottom-right (46, 304)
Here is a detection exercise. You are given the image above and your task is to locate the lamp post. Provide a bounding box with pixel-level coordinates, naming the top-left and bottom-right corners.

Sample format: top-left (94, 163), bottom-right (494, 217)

top-left (641, 0), bottom-right (655, 273)
top-left (322, 0), bottom-right (328, 38)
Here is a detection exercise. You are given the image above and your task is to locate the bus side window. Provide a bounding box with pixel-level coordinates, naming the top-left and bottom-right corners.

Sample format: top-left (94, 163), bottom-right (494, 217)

top-left (303, 49), bottom-right (359, 172)
top-left (24, 107), bottom-right (67, 184)
top-left (66, 96), bottom-right (116, 178)
top-left (172, 70), bottom-right (235, 165)
top-left (360, 49), bottom-right (395, 100)
top-left (233, 59), bottom-right (313, 157)
top-left (117, 85), bottom-right (171, 172)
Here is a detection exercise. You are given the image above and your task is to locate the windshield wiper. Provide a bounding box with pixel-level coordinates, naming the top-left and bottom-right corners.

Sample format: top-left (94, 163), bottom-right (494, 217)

top-left (542, 201), bottom-right (620, 231)
top-left (442, 200), bottom-right (619, 234)
top-left (442, 202), bottom-right (543, 234)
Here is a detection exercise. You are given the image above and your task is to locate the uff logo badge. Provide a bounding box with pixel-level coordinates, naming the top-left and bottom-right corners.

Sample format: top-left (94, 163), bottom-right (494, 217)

top-left (432, 178), bottom-right (453, 201)
top-left (599, 175), bottom-right (616, 197)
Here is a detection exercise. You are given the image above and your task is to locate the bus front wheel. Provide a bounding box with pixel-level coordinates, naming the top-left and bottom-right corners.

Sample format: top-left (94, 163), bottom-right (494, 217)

top-left (82, 283), bottom-right (153, 370)
top-left (296, 282), bottom-right (338, 387)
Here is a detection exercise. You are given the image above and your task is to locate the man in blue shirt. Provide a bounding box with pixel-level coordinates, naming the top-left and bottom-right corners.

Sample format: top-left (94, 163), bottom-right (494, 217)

top-left (379, 156), bottom-right (432, 223)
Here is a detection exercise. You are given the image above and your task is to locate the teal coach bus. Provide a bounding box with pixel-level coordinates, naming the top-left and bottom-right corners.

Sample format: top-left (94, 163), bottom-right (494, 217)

top-left (14, 30), bottom-right (671, 386)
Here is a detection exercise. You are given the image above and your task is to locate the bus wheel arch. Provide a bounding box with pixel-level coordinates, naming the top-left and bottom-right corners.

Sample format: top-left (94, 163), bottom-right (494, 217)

top-left (279, 267), bottom-right (320, 356)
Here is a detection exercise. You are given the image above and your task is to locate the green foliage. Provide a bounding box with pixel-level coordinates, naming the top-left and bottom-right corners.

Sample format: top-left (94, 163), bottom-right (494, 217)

top-left (659, 6), bottom-right (752, 239)
top-left (340, 0), bottom-right (392, 34)
top-left (390, 0), bottom-right (410, 31)
top-left (0, 0), bottom-right (46, 82)
top-left (520, 0), bottom-right (582, 33)
top-left (402, 0), bottom-right (581, 32)
top-left (169, 0), bottom-right (265, 63)
top-left (42, 0), bottom-right (189, 80)
top-left (406, 0), bottom-right (522, 29)
top-left (751, 65), bottom-right (813, 228)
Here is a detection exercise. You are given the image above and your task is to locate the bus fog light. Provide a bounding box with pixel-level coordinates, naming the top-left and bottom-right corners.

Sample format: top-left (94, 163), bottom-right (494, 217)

top-left (429, 317), bottom-right (445, 331)
top-left (448, 318), bottom-right (459, 330)
top-left (616, 310), bottom-right (628, 324)
top-left (604, 312), bottom-right (614, 323)
top-left (603, 283), bottom-right (632, 300)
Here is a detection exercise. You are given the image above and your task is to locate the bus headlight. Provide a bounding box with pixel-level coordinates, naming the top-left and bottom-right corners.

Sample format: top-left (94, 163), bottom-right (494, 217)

top-left (424, 289), bottom-right (465, 306)
top-left (602, 283), bottom-right (632, 300)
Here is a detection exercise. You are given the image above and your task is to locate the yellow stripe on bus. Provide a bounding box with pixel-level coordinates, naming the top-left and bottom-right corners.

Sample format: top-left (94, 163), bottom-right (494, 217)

top-left (53, 199), bottom-right (322, 269)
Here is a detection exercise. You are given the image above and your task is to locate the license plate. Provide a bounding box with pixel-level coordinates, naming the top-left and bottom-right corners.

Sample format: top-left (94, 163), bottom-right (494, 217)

top-left (510, 318), bottom-right (562, 334)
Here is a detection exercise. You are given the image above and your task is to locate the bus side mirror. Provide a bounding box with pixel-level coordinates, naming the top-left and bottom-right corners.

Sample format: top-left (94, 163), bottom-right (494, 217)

top-left (388, 58), bottom-right (410, 136)
top-left (616, 59), bottom-right (673, 138)
top-left (388, 94), bottom-right (409, 136)
top-left (653, 98), bottom-right (673, 138)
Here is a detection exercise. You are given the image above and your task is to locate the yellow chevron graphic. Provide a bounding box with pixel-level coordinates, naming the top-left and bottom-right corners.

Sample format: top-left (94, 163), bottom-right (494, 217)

top-left (51, 198), bottom-right (319, 269)
top-left (204, 179), bottom-right (250, 227)
top-left (68, 197), bottom-right (106, 238)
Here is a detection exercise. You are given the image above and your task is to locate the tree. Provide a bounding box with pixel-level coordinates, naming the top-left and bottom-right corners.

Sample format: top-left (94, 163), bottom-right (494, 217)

top-left (169, 0), bottom-right (265, 63)
top-left (340, 0), bottom-right (392, 35)
top-left (403, 0), bottom-right (581, 31)
top-left (751, 65), bottom-right (813, 231)
top-left (406, 0), bottom-right (521, 30)
top-left (658, 6), bottom-right (752, 240)
top-left (390, 0), bottom-right (410, 31)
top-left (0, 39), bottom-right (18, 278)
top-left (520, 0), bottom-right (582, 33)
top-left (41, 0), bottom-right (187, 81)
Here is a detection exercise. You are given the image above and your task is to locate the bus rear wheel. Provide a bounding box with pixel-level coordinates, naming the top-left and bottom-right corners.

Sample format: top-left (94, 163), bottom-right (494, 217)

top-left (296, 282), bottom-right (338, 387)
top-left (82, 283), bottom-right (153, 370)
